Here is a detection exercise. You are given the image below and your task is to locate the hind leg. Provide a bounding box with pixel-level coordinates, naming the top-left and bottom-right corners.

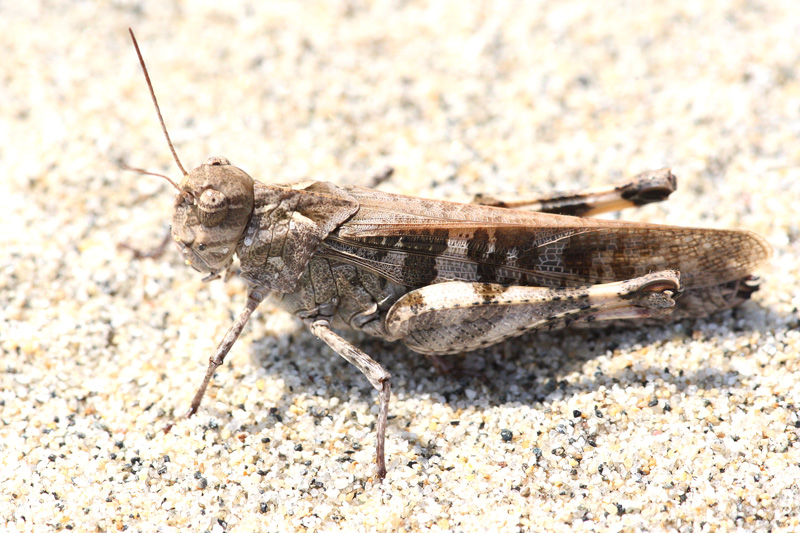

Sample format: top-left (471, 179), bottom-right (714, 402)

top-left (384, 270), bottom-right (681, 355)
top-left (472, 168), bottom-right (676, 216)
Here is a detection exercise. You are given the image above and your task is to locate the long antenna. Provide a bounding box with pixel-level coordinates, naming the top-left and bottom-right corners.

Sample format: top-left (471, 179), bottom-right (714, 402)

top-left (129, 28), bottom-right (188, 177)
top-left (120, 162), bottom-right (186, 194)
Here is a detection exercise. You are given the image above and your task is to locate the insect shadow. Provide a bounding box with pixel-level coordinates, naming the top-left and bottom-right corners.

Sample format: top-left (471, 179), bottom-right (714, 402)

top-left (224, 298), bottom-right (773, 469)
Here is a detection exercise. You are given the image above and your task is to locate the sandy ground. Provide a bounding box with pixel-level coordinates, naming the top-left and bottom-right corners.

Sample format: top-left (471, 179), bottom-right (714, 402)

top-left (2, 1), bottom-right (800, 531)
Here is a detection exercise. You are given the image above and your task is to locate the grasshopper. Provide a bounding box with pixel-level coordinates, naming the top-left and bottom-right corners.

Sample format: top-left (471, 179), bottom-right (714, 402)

top-left (126, 30), bottom-right (771, 479)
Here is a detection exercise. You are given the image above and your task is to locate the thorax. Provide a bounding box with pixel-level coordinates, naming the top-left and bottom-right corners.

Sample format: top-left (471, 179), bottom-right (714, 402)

top-left (271, 257), bottom-right (408, 340)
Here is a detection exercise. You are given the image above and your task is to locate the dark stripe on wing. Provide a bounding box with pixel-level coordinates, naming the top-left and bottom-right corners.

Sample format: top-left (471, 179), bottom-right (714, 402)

top-left (321, 222), bottom-right (769, 290)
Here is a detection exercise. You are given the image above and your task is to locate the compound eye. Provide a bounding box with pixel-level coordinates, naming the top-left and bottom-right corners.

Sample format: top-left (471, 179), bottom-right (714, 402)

top-left (197, 189), bottom-right (229, 227)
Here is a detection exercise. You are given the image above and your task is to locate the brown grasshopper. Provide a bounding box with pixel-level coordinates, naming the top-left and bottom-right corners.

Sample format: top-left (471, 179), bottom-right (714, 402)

top-left (126, 30), bottom-right (771, 479)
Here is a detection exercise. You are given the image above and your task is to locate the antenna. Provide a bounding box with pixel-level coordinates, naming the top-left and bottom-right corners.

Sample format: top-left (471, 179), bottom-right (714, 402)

top-left (120, 162), bottom-right (186, 195)
top-left (129, 28), bottom-right (188, 177)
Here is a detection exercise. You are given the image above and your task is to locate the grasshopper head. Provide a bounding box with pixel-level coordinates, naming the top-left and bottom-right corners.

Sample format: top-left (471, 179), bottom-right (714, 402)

top-left (171, 156), bottom-right (255, 275)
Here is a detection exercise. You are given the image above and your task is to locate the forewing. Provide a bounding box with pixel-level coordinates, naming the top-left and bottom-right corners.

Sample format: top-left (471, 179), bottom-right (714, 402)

top-left (321, 187), bottom-right (770, 289)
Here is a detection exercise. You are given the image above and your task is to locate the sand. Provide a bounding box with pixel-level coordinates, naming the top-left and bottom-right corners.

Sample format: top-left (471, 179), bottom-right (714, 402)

top-left (2, 1), bottom-right (799, 531)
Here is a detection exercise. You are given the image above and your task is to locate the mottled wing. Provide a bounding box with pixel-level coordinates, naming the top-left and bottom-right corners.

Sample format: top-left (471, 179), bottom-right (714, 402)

top-left (318, 186), bottom-right (770, 289)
